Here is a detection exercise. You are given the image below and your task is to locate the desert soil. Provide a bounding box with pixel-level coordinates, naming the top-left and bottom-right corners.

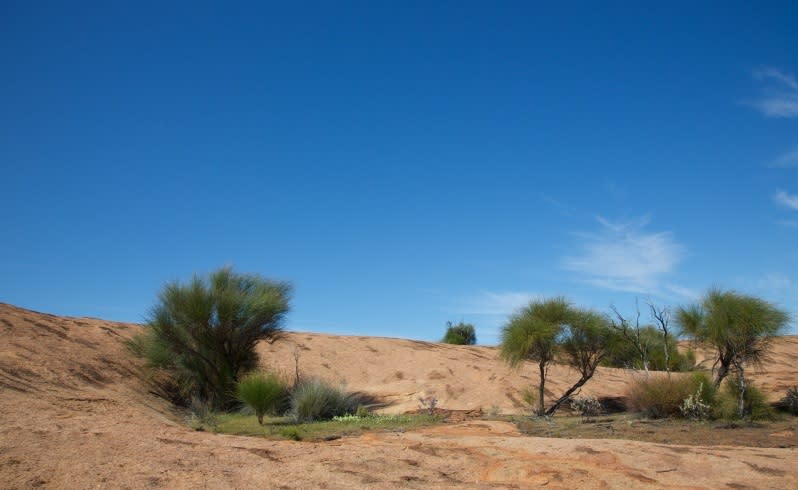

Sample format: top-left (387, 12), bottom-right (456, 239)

top-left (1, 302), bottom-right (796, 489)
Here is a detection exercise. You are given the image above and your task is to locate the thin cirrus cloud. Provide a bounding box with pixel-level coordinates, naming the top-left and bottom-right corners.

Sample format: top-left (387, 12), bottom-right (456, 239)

top-left (774, 190), bottom-right (798, 210)
top-left (457, 290), bottom-right (538, 316)
top-left (770, 148), bottom-right (798, 168)
top-left (563, 216), bottom-right (686, 295)
top-left (749, 67), bottom-right (798, 118)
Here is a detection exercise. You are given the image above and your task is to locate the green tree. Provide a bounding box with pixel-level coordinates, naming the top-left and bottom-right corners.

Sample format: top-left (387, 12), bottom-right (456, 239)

top-left (500, 298), bottom-right (616, 416)
top-left (442, 321), bottom-right (477, 345)
top-left (676, 288), bottom-right (789, 418)
top-left (131, 267), bottom-right (291, 410)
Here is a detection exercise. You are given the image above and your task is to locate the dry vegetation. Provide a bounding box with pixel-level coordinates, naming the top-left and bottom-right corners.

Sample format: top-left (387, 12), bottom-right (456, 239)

top-left (1, 302), bottom-right (797, 488)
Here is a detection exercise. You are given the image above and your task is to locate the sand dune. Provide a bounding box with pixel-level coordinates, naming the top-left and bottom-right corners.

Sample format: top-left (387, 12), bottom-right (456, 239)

top-left (1, 302), bottom-right (796, 488)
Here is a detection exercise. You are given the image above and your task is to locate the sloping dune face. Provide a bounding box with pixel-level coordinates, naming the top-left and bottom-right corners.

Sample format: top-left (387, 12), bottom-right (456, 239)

top-left (257, 333), bottom-right (644, 414)
top-left (1, 303), bottom-right (796, 489)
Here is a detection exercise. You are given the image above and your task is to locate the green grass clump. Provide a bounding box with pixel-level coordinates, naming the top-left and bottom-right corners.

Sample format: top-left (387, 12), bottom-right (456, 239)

top-left (237, 371), bottom-right (291, 424)
top-left (291, 378), bottom-right (358, 422)
top-left (626, 372), bottom-right (715, 419)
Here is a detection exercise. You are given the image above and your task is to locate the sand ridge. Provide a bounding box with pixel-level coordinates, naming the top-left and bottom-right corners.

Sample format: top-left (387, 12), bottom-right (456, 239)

top-left (1, 302), bottom-right (796, 488)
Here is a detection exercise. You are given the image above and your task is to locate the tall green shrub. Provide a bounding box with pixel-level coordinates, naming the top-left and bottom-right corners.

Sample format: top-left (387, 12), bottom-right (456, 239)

top-left (442, 321), bottom-right (477, 345)
top-left (130, 267), bottom-right (291, 410)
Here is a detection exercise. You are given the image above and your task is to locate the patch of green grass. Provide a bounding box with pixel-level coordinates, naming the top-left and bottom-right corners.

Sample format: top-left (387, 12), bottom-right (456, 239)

top-left (212, 413), bottom-right (441, 441)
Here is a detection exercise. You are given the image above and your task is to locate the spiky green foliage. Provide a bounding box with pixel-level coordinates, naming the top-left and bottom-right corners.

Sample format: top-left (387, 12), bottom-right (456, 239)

top-left (131, 267), bottom-right (291, 410)
top-left (500, 298), bottom-right (617, 416)
top-left (676, 289), bottom-right (789, 389)
top-left (442, 321), bottom-right (477, 345)
top-left (237, 371), bottom-right (291, 424)
top-left (291, 378), bottom-right (357, 422)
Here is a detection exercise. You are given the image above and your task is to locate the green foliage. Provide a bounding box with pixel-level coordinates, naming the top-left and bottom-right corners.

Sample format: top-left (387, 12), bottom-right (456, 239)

top-left (442, 321), bottom-right (477, 345)
top-left (715, 379), bottom-right (775, 422)
top-left (626, 372), bottom-right (715, 419)
top-left (500, 298), bottom-right (617, 416)
top-left (779, 386), bottom-right (798, 415)
top-left (237, 371), bottom-right (291, 424)
top-left (500, 298), bottom-right (568, 369)
top-left (129, 267), bottom-right (291, 410)
top-left (291, 378), bottom-right (358, 422)
top-left (602, 326), bottom-right (694, 371)
top-left (676, 289), bottom-right (789, 387)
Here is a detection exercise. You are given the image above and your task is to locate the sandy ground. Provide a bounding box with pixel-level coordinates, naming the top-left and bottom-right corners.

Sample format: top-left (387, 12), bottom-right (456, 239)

top-left (1, 302), bottom-right (796, 489)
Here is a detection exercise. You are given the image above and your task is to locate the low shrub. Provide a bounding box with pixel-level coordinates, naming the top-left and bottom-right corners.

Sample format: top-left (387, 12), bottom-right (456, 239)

top-left (714, 379), bottom-right (775, 422)
top-left (418, 396), bottom-right (438, 415)
top-left (237, 371), bottom-right (291, 425)
top-left (779, 386), bottom-right (798, 415)
top-left (570, 396), bottom-right (602, 421)
top-left (442, 321), bottom-right (477, 345)
top-left (679, 382), bottom-right (712, 421)
top-left (626, 372), bottom-right (714, 419)
top-left (291, 378), bottom-right (357, 422)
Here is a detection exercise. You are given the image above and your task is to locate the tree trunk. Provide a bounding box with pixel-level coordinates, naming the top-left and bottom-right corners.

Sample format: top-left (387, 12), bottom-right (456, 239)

top-left (538, 361), bottom-right (546, 416)
top-left (545, 375), bottom-right (590, 416)
top-left (663, 333), bottom-right (670, 375)
top-left (737, 366), bottom-right (746, 420)
top-left (713, 362), bottom-right (729, 389)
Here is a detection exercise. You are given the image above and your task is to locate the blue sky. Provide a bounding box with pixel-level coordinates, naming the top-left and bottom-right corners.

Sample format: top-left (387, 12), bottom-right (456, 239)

top-left (2, 1), bottom-right (797, 344)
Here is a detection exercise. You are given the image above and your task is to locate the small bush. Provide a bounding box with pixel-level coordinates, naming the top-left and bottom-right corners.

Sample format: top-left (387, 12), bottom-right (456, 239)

top-left (442, 321), bottom-right (477, 345)
top-left (779, 386), bottom-right (798, 415)
top-left (626, 372), bottom-right (714, 419)
top-left (237, 371), bottom-right (291, 424)
top-left (679, 382), bottom-right (712, 421)
top-left (418, 396), bottom-right (438, 415)
top-left (570, 396), bottom-right (602, 421)
top-left (291, 379), bottom-right (357, 422)
top-left (715, 379), bottom-right (775, 422)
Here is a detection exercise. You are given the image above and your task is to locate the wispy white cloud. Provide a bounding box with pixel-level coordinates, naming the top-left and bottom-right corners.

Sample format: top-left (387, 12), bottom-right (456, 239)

top-left (774, 190), bottom-right (798, 210)
top-left (749, 67), bottom-right (798, 117)
top-left (663, 283), bottom-right (701, 301)
top-left (756, 273), bottom-right (793, 291)
top-left (537, 193), bottom-right (576, 217)
top-left (770, 148), bottom-right (798, 168)
top-left (457, 290), bottom-right (538, 315)
top-left (563, 216), bottom-right (686, 294)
